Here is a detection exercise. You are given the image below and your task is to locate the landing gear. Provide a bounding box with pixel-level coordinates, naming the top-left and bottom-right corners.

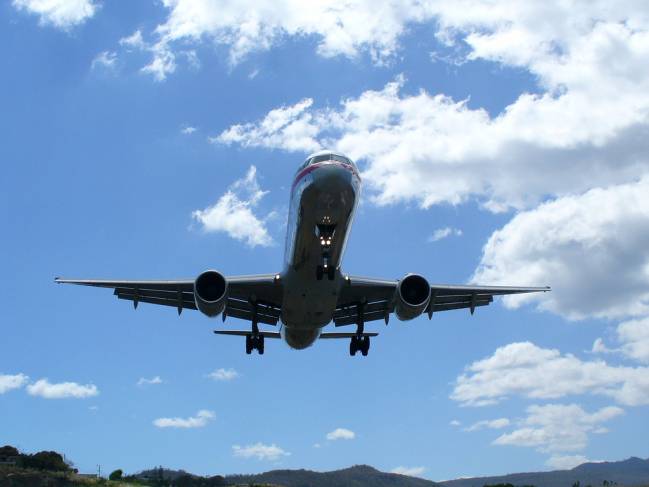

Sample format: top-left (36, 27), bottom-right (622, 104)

top-left (246, 307), bottom-right (265, 355)
top-left (316, 223), bottom-right (336, 281)
top-left (246, 334), bottom-right (264, 355)
top-left (349, 336), bottom-right (370, 356)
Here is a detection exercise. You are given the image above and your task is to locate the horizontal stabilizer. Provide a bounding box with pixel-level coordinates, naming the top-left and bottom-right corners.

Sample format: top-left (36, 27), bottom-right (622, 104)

top-left (213, 330), bottom-right (281, 339)
top-left (319, 332), bottom-right (378, 339)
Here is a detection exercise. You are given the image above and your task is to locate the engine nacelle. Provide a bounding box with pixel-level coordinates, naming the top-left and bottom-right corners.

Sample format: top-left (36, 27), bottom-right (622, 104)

top-left (395, 274), bottom-right (431, 321)
top-left (194, 270), bottom-right (228, 318)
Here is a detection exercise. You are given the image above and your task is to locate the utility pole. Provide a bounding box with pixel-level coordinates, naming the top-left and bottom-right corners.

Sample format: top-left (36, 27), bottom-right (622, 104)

top-left (97, 464), bottom-right (101, 478)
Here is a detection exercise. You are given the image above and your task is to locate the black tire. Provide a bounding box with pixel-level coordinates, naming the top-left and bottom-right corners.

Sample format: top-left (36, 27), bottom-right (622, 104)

top-left (245, 335), bottom-right (252, 355)
top-left (361, 337), bottom-right (370, 356)
top-left (328, 267), bottom-right (335, 280)
top-left (316, 266), bottom-right (323, 280)
top-left (258, 336), bottom-right (265, 355)
top-left (349, 338), bottom-right (356, 356)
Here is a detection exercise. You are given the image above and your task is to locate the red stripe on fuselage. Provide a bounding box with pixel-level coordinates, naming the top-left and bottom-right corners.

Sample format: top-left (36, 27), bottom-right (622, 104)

top-left (291, 161), bottom-right (360, 192)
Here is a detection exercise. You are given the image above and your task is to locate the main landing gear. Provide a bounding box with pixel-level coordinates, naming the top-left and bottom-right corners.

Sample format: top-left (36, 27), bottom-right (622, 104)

top-left (245, 334), bottom-right (264, 355)
top-left (349, 335), bottom-right (370, 356)
top-left (349, 313), bottom-right (370, 356)
top-left (246, 305), bottom-right (264, 355)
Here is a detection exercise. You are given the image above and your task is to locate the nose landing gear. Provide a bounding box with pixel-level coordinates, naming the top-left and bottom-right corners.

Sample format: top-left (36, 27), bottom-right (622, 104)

top-left (316, 223), bottom-right (336, 281)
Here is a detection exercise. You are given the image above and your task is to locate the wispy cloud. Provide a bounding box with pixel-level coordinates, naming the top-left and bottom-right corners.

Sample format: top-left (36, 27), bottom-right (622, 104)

top-left (181, 125), bottom-right (197, 135)
top-left (137, 376), bottom-right (163, 387)
top-left (26, 379), bottom-right (98, 399)
top-left (326, 428), bottom-right (355, 440)
top-left (464, 418), bottom-right (510, 432)
top-left (153, 409), bottom-right (215, 429)
top-left (391, 466), bottom-right (426, 477)
top-left (207, 368), bottom-right (239, 381)
top-left (428, 227), bottom-right (462, 242)
top-left (91, 51), bottom-right (117, 71)
top-left (232, 442), bottom-right (290, 461)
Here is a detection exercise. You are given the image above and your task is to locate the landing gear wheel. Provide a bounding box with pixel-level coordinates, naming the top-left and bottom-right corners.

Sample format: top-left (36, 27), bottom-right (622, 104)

top-left (257, 336), bottom-right (265, 355)
top-left (316, 266), bottom-right (324, 280)
top-left (245, 335), bottom-right (252, 355)
top-left (361, 336), bottom-right (370, 356)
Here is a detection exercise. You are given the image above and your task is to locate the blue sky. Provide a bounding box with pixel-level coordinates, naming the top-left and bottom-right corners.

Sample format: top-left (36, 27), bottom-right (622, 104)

top-left (2, 0), bottom-right (649, 480)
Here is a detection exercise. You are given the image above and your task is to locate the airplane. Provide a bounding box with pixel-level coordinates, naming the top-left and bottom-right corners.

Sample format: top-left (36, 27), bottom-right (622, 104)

top-left (56, 149), bottom-right (550, 356)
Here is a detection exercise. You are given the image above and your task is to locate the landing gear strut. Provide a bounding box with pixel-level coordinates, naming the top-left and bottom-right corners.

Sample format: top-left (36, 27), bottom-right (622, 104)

top-left (349, 306), bottom-right (370, 356)
top-left (246, 305), bottom-right (265, 355)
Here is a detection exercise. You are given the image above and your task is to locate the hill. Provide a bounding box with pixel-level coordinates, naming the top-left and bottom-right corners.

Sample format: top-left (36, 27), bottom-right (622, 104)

top-left (226, 464), bottom-right (438, 487)
top-left (439, 457), bottom-right (649, 487)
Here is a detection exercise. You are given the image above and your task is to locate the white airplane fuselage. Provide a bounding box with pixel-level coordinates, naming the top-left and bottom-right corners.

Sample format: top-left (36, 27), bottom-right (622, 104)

top-left (280, 152), bottom-right (361, 349)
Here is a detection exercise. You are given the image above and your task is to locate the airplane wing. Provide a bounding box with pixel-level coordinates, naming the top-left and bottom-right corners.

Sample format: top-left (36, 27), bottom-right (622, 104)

top-left (333, 275), bottom-right (550, 326)
top-left (54, 275), bottom-right (283, 325)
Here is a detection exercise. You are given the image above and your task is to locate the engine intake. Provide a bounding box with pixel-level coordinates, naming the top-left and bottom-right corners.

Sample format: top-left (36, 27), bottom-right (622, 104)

top-left (395, 274), bottom-right (431, 321)
top-left (194, 270), bottom-right (228, 317)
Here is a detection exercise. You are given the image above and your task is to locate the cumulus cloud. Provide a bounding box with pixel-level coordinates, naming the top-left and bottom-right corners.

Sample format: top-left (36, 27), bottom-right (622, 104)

top-left (26, 379), bottom-right (98, 399)
top-left (326, 427), bottom-right (356, 440)
top-left (391, 466), bottom-right (426, 476)
top-left (451, 342), bottom-right (649, 407)
top-left (153, 409), bottom-right (215, 428)
top-left (207, 368), bottom-right (239, 381)
top-left (12, 0), bottom-right (98, 29)
top-left (472, 178), bottom-right (649, 320)
top-left (232, 442), bottom-right (290, 461)
top-left (464, 418), bottom-right (510, 432)
top-left (137, 376), bottom-right (163, 386)
top-left (428, 227), bottom-right (462, 242)
top-left (493, 404), bottom-right (622, 454)
top-left (0, 373), bottom-right (29, 394)
top-left (191, 166), bottom-right (273, 247)
top-left (616, 317), bottom-right (649, 364)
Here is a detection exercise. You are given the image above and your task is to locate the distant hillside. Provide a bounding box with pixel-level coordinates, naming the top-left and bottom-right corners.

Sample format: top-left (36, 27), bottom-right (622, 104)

top-left (439, 457), bottom-right (649, 487)
top-left (226, 464), bottom-right (439, 487)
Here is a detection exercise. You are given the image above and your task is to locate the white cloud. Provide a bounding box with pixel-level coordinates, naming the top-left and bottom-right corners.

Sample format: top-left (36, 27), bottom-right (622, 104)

top-left (118, 30), bottom-right (177, 81)
top-left (207, 368), bottom-right (239, 381)
top-left (326, 427), bottom-right (355, 440)
top-left (137, 376), bottom-right (163, 386)
top-left (213, 98), bottom-right (322, 153)
top-left (617, 317), bottom-right (649, 364)
top-left (546, 455), bottom-right (590, 470)
top-left (192, 166), bottom-right (273, 247)
top-left (26, 379), bottom-right (98, 399)
top-left (428, 227), bottom-right (462, 242)
top-left (232, 442), bottom-right (290, 461)
top-left (449, 419), bottom-right (461, 427)
top-left (391, 466), bottom-right (426, 476)
top-left (464, 418), bottom-right (510, 432)
top-left (153, 409), bottom-right (215, 428)
top-left (91, 51), bottom-right (117, 71)
top-left (13, 0), bottom-right (98, 29)
top-left (0, 373), bottom-right (29, 394)
top-left (213, 4), bottom-right (649, 213)
top-left (472, 178), bottom-right (649, 321)
top-left (451, 342), bottom-right (649, 407)
top-left (181, 125), bottom-right (197, 135)
top-left (119, 30), bottom-right (146, 50)
top-left (493, 404), bottom-right (622, 454)
top-left (313, 443), bottom-right (321, 448)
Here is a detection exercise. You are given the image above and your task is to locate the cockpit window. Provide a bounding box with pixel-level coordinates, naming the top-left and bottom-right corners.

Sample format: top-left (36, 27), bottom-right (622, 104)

top-left (300, 153), bottom-right (356, 170)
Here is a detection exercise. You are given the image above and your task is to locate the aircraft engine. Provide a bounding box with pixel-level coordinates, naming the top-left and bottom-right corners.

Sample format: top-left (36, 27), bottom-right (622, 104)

top-left (395, 274), bottom-right (431, 321)
top-left (194, 270), bottom-right (228, 317)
